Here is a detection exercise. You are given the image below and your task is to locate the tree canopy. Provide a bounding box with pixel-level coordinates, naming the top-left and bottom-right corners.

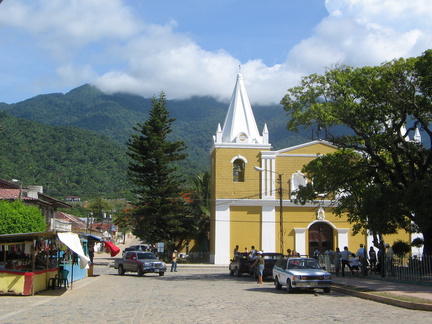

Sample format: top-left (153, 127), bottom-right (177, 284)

top-left (0, 200), bottom-right (46, 234)
top-left (127, 92), bottom-right (189, 250)
top-left (281, 49), bottom-right (432, 255)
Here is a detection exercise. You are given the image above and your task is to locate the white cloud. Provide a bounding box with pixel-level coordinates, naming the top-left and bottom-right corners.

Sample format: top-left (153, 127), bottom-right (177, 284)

top-left (290, 0), bottom-right (432, 75)
top-left (95, 0), bottom-right (432, 105)
top-left (1, 0), bottom-right (432, 105)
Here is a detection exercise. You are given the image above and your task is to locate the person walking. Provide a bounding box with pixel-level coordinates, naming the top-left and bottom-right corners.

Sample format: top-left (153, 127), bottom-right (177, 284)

top-left (333, 247), bottom-right (341, 276)
top-left (369, 246), bottom-right (377, 273)
top-left (171, 250), bottom-right (178, 272)
top-left (385, 243), bottom-right (394, 276)
top-left (340, 246), bottom-right (353, 277)
top-left (251, 251), bottom-right (265, 284)
top-left (356, 244), bottom-right (367, 276)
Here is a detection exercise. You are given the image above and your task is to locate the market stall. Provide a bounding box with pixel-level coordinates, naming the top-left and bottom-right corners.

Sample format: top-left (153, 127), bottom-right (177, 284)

top-left (0, 232), bottom-right (59, 296)
top-left (0, 231), bottom-right (95, 295)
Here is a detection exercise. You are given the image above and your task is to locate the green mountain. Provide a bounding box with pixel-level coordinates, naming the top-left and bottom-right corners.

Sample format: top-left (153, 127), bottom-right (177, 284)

top-left (0, 111), bottom-right (130, 200)
top-left (0, 84), bottom-right (311, 200)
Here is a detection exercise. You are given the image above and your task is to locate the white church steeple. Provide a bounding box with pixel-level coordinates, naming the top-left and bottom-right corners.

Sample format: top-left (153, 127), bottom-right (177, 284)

top-left (212, 73), bottom-right (271, 150)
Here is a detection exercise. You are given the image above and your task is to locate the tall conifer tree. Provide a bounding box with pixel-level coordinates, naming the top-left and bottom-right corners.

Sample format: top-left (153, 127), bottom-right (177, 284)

top-left (127, 92), bottom-right (188, 246)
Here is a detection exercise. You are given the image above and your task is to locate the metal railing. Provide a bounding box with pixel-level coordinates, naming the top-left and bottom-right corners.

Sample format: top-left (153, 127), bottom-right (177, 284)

top-left (386, 254), bottom-right (432, 283)
top-left (321, 253), bottom-right (432, 284)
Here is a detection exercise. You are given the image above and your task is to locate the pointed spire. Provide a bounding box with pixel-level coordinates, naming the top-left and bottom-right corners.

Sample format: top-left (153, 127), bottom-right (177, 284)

top-left (220, 73), bottom-right (263, 144)
top-left (215, 123), bottom-right (222, 143)
top-left (400, 125), bottom-right (410, 141)
top-left (414, 127), bottom-right (421, 143)
top-left (263, 123), bottom-right (269, 144)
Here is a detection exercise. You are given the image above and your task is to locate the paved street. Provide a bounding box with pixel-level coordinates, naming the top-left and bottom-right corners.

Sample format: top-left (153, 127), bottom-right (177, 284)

top-left (0, 264), bottom-right (430, 324)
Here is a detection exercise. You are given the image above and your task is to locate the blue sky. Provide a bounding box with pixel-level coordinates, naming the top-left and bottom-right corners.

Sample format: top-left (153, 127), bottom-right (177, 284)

top-left (1, 0), bottom-right (432, 105)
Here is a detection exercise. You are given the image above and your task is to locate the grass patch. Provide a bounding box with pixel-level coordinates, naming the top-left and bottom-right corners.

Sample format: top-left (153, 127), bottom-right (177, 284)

top-left (369, 291), bottom-right (432, 305)
top-left (335, 284), bottom-right (432, 305)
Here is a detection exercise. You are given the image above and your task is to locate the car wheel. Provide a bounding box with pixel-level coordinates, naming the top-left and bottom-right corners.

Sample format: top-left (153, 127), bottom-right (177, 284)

top-left (274, 277), bottom-right (282, 290)
top-left (159, 272), bottom-right (165, 276)
top-left (118, 265), bottom-right (125, 275)
top-left (234, 268), bottom-right (241, 277)
top-left (137, 266), bottom-right (144, 276)
top-left (286, 279), bottom-right (295, 293)
top-left (323, 287), bottom-right (331, 293)
top-left (229, 268), bottom-right (234, 276)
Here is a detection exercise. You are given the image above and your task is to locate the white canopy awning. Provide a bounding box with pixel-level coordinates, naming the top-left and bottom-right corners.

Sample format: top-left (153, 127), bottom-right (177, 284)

top-left (57, 232), bottom-right (90, 269)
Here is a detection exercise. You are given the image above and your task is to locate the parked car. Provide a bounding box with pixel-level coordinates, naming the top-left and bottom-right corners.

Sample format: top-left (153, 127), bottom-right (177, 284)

top-left (229, 253), bottom-right (253, 277)
top-left (273, 257), bottom-right (332, 293)
top-left (229, 252), bottom-right (283, 278)
top-left (251, 253), bottom-right (284, 278)
top-left (123, 244), bottom-right (150, 254)
top-left (115, 251), bottom-right (167, 276)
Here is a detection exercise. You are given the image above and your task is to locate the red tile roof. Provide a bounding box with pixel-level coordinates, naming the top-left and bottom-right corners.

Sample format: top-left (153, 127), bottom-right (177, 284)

top-left (0, 189), bottom-right (37, 200)
top-left (55, 212), bottom-right (87, 231)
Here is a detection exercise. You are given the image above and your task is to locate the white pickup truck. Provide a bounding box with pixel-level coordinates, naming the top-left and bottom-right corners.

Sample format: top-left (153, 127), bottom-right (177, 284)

top-left (114, 251), bottom-right (167, 276)
top-left (273, 257), bottom-right (332, 293)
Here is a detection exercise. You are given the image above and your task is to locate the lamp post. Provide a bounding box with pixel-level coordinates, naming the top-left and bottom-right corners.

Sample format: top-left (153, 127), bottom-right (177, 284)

top-left (254, 166), bottom-right (284, 254)
top-left (11, 178), bottom-right (22, 200)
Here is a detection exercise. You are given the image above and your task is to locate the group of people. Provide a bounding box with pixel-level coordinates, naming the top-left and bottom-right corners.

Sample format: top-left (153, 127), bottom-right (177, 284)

top-left (286, 249), bottom-right (301, 257)
top-left (233, 244), bottom-right (261, 259)
top-left (332, 243), bottom-right (393, 277)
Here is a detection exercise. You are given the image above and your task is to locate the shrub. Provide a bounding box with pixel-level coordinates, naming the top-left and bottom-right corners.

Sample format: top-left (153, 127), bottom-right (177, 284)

top-left (411, 237), bottom-right (424, 248)
top-left (392, 240), bottom-right (411, 256)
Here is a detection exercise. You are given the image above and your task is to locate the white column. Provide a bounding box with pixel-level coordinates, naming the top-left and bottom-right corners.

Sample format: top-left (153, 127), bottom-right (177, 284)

top-left (261, 205), bottom-right (276, 252)
top-left (337, 228), bottom-right (350, 250)
top-left (294, 228), bottom-right (307, 256)
top-left (213, 203), bottom-right (231, 265)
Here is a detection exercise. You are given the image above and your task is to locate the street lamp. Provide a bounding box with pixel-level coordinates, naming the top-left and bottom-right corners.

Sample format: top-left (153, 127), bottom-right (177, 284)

top-left (254, 166), bottom-right (284, 253)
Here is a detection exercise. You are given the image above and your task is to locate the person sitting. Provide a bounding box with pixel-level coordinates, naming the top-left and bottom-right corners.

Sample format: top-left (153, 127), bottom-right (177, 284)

top-left (349, 253), bottom-right (361, 275)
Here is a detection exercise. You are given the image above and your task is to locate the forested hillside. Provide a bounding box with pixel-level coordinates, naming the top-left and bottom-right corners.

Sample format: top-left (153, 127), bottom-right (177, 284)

top-left (0, 84), bottom-right (312, 200)
top-left (0, 111), bottom-right (131, 200)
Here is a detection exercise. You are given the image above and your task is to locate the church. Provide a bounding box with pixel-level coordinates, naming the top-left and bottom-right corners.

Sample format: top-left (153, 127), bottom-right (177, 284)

top-left (209, 73), bottom-right (411, 265)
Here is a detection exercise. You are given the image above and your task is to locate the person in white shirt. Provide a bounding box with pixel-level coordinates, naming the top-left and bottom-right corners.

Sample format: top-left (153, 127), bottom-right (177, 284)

top-left (356, 244), bottom-right (366, 261)
top-left (350, 253), bottom-right (361, 275)
top-left (339, 246), bottom-right (354, 277)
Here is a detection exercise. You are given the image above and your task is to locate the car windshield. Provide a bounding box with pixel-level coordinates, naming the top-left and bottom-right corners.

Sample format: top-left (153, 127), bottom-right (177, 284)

top-left (288, 259), bottom-right (320, 269)
top-left (264, 254), bottom-right (283, 260)
top-left (137, 253), bottom-right (157, 260)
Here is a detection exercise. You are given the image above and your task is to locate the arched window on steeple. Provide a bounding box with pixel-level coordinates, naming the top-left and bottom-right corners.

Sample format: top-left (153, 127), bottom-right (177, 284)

top-left (233, 159), bottom-right (245, 182)
top-left (231, 155), bottom-right (248, 182)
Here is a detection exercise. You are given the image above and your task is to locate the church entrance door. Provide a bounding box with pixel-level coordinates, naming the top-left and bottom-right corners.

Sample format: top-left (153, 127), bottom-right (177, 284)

top-left (308, 222), bottom-right (333, 256)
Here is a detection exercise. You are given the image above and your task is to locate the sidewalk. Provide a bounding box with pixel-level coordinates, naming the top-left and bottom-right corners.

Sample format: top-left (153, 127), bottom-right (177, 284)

top-left (332, 273), bottom-right (432, 311)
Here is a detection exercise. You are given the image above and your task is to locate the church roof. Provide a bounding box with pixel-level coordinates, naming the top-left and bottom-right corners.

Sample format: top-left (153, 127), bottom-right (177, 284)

top-left (219, 73), bottom-right (266, 145)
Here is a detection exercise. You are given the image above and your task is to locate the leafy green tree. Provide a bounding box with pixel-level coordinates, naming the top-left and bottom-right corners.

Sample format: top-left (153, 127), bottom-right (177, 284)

top-left (127, 92), bottom-right (188, 250)
top-left (86, 197), bottom-right (113, 221)
top-left (281, 50), bottom-right (432, 255)
top-left (183, 172), bottom-right (211, 251)
top-left (0, 200), bottom-right (46, 234)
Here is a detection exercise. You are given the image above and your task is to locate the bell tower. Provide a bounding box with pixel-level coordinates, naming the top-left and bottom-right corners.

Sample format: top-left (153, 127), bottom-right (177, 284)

top-left (210, 73), bottom-right (271, 264)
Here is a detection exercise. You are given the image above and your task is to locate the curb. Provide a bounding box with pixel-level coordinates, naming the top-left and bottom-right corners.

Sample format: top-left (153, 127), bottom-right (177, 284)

top-left (332, 284), bottom-right (432, 312)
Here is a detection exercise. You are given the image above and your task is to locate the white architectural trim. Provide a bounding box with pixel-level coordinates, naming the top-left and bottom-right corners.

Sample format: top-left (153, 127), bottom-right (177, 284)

top-left (307, 219), bottom-right (338, 229)
top-left (294, 228), bottom-right (307, 256)
top-left (275, 140), bottom-right (337, 154)
top-left (212, 204), bottom-right (231, 265)
top-left (261, 205), bottom-right (276, 252)
top-left (336, 228), bottom-right (350, 250)
top-left (230, 155), bottom-right (248, 163)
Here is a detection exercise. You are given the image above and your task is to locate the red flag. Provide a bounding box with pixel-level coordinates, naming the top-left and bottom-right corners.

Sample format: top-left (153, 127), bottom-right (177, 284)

top-left (104, 241), bottom-right (120, 257)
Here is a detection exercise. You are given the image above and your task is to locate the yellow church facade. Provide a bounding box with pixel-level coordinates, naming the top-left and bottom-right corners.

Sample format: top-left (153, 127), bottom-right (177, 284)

top-left (209, 73), bottom-right (411, 265)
